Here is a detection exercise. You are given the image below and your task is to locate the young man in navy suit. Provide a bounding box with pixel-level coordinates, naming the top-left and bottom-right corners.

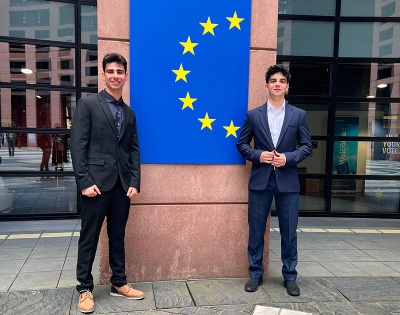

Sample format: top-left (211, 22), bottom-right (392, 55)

top-left (71, 53), bottom-right (144, 313)
top-left (237, 64), bottom-right (312, 296)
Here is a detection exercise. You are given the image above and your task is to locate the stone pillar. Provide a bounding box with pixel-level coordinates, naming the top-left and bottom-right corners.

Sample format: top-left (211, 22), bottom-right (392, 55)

top-left (97, 0), bottom-right (278, 283)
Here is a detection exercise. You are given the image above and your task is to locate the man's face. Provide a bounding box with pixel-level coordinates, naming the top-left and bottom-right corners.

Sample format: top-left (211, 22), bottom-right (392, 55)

top-left (265, 72), bottom-right (289, 98)
top-left (102, 62), bottom-right (128, 92)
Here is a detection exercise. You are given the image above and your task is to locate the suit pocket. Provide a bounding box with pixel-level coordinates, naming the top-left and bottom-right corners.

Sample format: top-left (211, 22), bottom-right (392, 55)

top-left (88, 158), bottom-right (104, 165)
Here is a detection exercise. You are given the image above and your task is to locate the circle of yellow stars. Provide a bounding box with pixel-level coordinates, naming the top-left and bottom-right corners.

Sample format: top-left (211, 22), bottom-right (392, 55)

top-left (171, 11), bottom-right (244, 138)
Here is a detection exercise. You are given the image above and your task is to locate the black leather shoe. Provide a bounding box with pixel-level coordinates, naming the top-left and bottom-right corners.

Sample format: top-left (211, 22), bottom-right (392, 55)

top-left (283, 280), bottom-right (300, 296)
top-left (244, 277), bottom-right (263, 292)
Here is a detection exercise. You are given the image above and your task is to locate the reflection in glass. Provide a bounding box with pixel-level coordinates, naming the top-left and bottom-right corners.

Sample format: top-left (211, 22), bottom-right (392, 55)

top-left (0, 89), bottom-right (76, 129)
top-left (277, 21), bottom-right (334, 57)
top-left (0, 0), bottom-right (75, 42)
top-left (292, 102), bottom-right (329, 136)
top-left (0, 176), bottom-right (77, 215)
top-left (278, 0), bottom-right (335, 16)
top-left (341, 0), bottom-right (399, 17)
top-left (331, 180), bottom-right (399, 214)
top-left (339, 22), bottom-right (400, 57)
top-left (0, 132), bottom-right (72, 172)
top-left (0, 43), bottom-right (76, 86)
top-left (332, 141), bottom-right (400, 175)
top-left (81, 49), bottom-right (98, 87)
top-left (337, 63), bottom-right (400, 98)
top-left (298, 140), bottom-right (326, 174)
top-left (81, 5), bottom-right (98, 44)
top-left (336, 103), bottom-right (400, 137)
top-left (299, 178), bottom-right (326, 211)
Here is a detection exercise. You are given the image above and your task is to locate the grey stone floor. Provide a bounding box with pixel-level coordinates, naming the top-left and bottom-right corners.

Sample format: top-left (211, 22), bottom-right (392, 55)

top-left (1, 217), bottom-right (400, 314)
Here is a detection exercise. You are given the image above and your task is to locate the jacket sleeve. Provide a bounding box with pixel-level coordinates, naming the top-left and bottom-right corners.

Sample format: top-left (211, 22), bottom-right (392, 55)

top-left (70, 97), bottom-right (94, 190)
top-left (236, 113), bottom-right (263, 165)
top-left (128, 110), bottom-right (141, 192)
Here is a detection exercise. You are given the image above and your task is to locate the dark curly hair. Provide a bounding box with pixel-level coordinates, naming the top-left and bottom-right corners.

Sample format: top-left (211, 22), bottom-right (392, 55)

top-left (102, 53), bottom-right (127, 73)
top-left (265, 64), bottom-right (290, 84)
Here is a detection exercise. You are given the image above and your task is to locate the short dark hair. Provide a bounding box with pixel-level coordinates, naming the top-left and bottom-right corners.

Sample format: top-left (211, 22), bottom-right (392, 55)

top-left (102, 53), bottom-right (127, 73)
top-left (265, 64), bottom-right (290, 84)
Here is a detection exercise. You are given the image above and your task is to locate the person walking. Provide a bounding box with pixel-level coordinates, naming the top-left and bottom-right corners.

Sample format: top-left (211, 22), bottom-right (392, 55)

top-left (70, 53), bottom-right (143, 314)
top-left (236, 64), bottom-right (312, 296)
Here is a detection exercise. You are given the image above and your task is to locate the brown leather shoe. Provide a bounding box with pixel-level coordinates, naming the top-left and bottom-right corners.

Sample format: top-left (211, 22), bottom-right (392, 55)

top-left (110, 283), bottom-right (145, 300)
top-left (77, 290), bottom-right (94, 313)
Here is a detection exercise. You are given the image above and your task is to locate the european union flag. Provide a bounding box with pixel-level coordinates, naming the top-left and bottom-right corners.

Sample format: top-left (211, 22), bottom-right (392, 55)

top-left (130, 0), bottom-right (251, 164)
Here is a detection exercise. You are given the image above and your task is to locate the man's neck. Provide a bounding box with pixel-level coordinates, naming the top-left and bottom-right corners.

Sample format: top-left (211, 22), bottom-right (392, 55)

top-left (268, 97), bottom-right (285, 110)
top-left (105, 88), bottom-right (122, 101)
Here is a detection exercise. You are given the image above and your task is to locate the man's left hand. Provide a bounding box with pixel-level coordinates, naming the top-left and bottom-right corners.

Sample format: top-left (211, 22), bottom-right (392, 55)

top-left (127, 187), bottom-right (138, 200)
top-left (273, 151), bottom-right (286, 168)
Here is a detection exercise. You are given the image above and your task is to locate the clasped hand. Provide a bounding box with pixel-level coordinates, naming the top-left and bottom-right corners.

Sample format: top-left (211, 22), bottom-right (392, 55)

top-left (260, 150), bottom-right (285, 167)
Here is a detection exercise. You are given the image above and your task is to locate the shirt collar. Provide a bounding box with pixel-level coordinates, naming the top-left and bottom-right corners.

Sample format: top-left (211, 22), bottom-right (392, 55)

top-left (103, 89), bottom-right (123, 105)
top-left (267, 100), bottom-right (285, 112)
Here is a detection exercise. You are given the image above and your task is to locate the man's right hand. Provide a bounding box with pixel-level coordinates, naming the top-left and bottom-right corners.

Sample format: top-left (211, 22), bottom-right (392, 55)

top-left (260, 151), bottom-right (275, 164)
top-left (82, 185), bottom-right (101, 197)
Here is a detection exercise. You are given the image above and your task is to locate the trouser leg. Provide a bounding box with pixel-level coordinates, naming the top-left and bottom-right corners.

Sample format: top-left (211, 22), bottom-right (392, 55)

top-left (275, 192), bottom-right (299, 280)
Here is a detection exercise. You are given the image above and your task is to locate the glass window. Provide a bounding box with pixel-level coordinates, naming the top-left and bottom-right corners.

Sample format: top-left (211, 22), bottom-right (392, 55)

top-left (81, 49), bottom-right (98, 87)
top-left (332, 140), bottom-right (400, 175)
top-left (337, 63), bottom-right (400, 98)
top-left (283, 62), bottom-right (331, 95)
top-left (336, 103), bottom-right (400, 137)
top-left (0, 43), bottom-right (76, 86)
top-left (0, 0), bottom-right (75, 42)
top-left (331, 179), bottom-right (399, 214)
top-left (299, 178), bottom-right (326, 211)
top-left (81, 5), bottom-right (98, 44)
top-left (290, 102), bottom-right (329, 136)
top-left (341, 0), bottom-right (399, 17)
top-left (298, 140), bottom-right (327, 174)
top-left (339, 22), bottom-right (400, 57)
top-left (278, 0), bottom-right (335, 16)
top-left (0, 131), bottom-right (72, 172)
top-left (277, 21), bottom-right (334, 57)
top-left (0, 176), bottom-right (77, 215)
top-left (0, 89), bottom-right (76, 130)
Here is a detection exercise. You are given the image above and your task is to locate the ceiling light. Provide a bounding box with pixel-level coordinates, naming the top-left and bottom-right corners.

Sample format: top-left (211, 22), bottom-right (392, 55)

top-left (366, 95), bottom-right (375, 98)
top-left (21, 68), bottom-right (33, 74)
top-left (36, 95), bottom-right (41, 99)
top-left (377, 83), bottom-right (387, 89)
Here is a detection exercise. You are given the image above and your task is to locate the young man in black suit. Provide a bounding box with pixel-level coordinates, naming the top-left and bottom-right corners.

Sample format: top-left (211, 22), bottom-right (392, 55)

top-left (237, 65), bottom-right (312, 296)
top-left (71, 53), bottom-right (143, 313)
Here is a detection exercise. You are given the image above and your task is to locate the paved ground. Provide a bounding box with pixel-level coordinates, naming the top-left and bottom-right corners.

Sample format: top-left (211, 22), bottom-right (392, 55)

top-left (1, 216), bottom-right (400, 314)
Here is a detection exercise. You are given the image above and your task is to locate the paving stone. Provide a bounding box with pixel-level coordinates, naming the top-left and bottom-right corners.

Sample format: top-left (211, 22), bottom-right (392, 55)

top-left (379, 300), bottom-right (400, 313)
top-left (266, 301), bottom-right (357, 315)
top-left (334, 249), bottom-right (378, 262)
top-left (0, 259), bottom-right (25, 274)
top-left (296, 261), bottom-right (335, 277)
top-left (21, 257), bottom-right (65, 272)
top-left (29, 246), bottom-right (68, 259)
top-left (187, 279), bottom-right (272, 306)
top-left (347, 302), bottom-right (392, 315)
top-left (69, 283), bottom-right (154, 314)
top-left (0, 288), bottom-right (73, 315)
top-left (58, 269), bottom-right (78, 288)
top-left (362, 249), bottom-right (400, 261)
top-left (252, 305), bottom-right (315, 315)
top-left (324, 277), bottom-right (400, 301)
top-left (0, 247), bottom-right (32, 260)
top-left (10, 271), bottom-right (61, 291)
top-left (0, 274), bottom-right (17, 292)
top-left (0, 238), bottom-right (38, 249)
top-left (262, 278), bottom-right (346, 303)
top-left (301, 249), bottom-right (346, 262)
top-left (153, 281), bottom-right (194, 308)
top-left (352, 262), bottom-right (400, 276)
top-left (318, 261), bottom-right (369, 277)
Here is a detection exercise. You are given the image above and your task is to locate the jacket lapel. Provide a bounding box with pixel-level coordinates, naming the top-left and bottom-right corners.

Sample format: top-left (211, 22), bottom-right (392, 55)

top-left (276, 102), bottom-right (294, 148)
top-left (98, 91), bottom-right (118, 137)
top-left (118, 101), bottom-right (129, 140)
top-left (258, 103), bottom-right (274, 146)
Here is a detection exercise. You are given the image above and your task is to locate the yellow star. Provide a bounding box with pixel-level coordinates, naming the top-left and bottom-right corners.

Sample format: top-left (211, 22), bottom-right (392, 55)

top-left (179, 36), bottom-right (198, 55)
top-left (223, 120), bottom-right (240, 138)
top-left (198, 112), bottom-right (216, 130)
top-left (226, 11), bottom-right (244, 30)
top-left (200, 17), bottom-right (218, 36)
top-left (172, 63), bottom-right (190, 82)
top-left (179, 92), bottom-right (197, 110)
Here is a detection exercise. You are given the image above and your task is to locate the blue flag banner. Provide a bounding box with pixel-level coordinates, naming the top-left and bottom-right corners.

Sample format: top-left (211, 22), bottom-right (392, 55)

top-left (130, 0), bottom-right (251, 164)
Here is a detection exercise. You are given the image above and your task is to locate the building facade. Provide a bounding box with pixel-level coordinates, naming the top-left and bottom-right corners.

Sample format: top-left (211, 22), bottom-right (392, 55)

top-left (0, 0), bottom-right (399, 219)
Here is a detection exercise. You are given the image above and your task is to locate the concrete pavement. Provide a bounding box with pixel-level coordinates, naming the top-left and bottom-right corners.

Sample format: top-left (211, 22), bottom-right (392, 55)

top-left (1, 216), bottom-right (400, 314)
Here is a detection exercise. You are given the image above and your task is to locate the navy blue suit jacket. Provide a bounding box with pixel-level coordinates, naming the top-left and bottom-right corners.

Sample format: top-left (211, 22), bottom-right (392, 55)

top-left (237, 102), bottom-right (312, 192)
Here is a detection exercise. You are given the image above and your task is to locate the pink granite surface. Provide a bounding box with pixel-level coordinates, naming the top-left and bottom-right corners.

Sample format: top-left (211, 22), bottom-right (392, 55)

top-left (99, 204), bottom-right (270, 283)
top-left (250, 0), bottom-right (278, 49)
top-left (97, 1), bottom-right (129, 41)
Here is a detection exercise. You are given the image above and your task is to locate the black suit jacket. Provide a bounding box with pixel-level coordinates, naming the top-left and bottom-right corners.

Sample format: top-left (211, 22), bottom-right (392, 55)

top-left (70, 91), bottom-right (140, 192)
top-left (237, 102), bottom-right (312, 192)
